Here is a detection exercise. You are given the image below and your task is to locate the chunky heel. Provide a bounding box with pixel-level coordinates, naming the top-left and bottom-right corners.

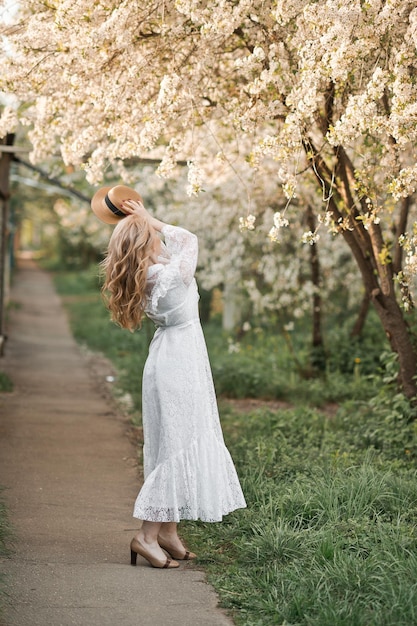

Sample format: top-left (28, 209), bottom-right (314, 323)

top-left (130, 549), bottom-right (137, 566)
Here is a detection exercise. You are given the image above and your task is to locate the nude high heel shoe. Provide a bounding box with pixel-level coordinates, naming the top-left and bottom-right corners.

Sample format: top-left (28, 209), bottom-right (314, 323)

top-left (130, 538), bottom-right (180, 569)
top-left (158, 537), bottom-right (197, 561)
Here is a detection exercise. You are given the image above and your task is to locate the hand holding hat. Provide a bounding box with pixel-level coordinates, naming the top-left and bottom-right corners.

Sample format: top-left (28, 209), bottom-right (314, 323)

top-left (121, 198), bottom-right (149, 219)
top-left (91, 185), bottom-right (144, 224)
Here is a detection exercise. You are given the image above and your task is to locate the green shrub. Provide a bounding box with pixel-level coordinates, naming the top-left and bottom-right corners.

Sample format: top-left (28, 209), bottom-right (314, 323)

top-left (53, 265), bottom-right (102, 295)
top-left (325, 310), bottom-right (390, 375)
top-left (207, 325), bottom-right (379, 405)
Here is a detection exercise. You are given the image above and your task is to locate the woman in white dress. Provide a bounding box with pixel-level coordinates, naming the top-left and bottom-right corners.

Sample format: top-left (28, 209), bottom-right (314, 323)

top-left (93, 185), bottom-right (246, 570)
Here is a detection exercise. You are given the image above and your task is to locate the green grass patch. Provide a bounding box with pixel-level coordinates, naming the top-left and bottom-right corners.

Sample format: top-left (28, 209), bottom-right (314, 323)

top-left (183, 402), bottom-right (417, 626)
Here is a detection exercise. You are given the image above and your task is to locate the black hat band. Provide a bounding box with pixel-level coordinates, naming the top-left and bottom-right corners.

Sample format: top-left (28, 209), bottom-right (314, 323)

top-left (105, 194), bottom-right (126, 217)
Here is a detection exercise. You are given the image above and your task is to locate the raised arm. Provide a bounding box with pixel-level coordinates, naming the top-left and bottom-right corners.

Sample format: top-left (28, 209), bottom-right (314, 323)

top-left (122, 199), bottom-right (198, 285)
top-left (161, 224), bottom-right (198, 285)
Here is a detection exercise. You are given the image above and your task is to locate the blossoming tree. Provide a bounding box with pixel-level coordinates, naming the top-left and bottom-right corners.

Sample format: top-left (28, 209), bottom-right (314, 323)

top-left (1, 0), bottom-right (417, 397)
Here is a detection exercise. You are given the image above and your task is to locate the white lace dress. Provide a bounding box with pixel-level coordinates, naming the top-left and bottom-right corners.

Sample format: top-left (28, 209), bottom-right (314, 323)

top-left (133, 224), bottom-right (247, 522)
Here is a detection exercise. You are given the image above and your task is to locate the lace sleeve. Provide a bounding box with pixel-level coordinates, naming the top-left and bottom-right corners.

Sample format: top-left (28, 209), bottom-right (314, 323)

top-left (161, 225), bottom-right (198, 286)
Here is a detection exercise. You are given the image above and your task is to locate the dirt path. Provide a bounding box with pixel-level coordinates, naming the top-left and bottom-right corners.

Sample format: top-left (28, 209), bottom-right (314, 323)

top-left (0, 258), bottom-right (233, 626)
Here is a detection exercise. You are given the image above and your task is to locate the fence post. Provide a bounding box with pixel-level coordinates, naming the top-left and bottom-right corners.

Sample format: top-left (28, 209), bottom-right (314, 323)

top-left (0, 134), bottom-right (14, 356)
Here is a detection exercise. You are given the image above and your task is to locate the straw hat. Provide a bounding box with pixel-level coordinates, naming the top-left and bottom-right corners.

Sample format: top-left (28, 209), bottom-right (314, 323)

top-left (91, 185), bottom-right (143, 224)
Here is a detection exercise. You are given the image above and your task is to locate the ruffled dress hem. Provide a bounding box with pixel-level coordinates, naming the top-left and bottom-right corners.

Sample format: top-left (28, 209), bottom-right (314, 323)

top-left (133, 428), bottom-right (247, 523)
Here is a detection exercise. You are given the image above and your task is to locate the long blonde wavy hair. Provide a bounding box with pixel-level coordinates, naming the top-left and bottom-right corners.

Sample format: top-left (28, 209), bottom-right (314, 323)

top-left (101, 213), bottom-right (155, 331)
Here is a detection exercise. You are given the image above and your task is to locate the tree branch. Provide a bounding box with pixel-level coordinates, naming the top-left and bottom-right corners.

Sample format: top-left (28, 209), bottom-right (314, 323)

top-left (393, 195), bottom-right (411, 274)
top-left (302, 139), bottom-right (381, 298)
top-left (12, 157), bottom-right (91, 203)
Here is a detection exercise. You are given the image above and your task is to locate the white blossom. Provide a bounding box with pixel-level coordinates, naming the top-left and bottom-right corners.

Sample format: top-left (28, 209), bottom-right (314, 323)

top-left (273, 212), bottom-right (289, 229)
top-left (0, 105), bottom-right (18, 138)
top-left (268, 226), bottom-right (280, 243)
top-left (186, 160), bottom-right (204, 196)
top-left (239, 214), bottom-right (256, 232)
top-left (1, 0), bottom-right (417, 324)
top-left (302, 231), bottom-right (320, 245)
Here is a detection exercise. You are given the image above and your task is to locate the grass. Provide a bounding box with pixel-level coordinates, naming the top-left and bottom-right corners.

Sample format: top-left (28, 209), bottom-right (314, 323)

top-left (53, 266), bottom-right (417, 626)
top-left (183, 405), bottom-right (417, 626)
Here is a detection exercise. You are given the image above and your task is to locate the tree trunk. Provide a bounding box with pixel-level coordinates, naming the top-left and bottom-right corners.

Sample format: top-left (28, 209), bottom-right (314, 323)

top-left (350, 292), bottom-right (370, 338)
top-left (372, 293), bottom-right (417, 398)
top-left (340, 221), bottom-right (417, 400)
top-left (304, 138), bottom-right (417, 401)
